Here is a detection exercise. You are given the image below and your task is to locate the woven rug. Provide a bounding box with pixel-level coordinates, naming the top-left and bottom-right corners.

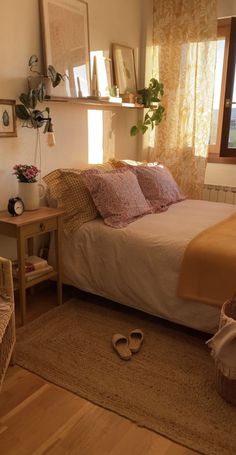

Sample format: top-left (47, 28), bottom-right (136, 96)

top-left (16, 298), bottom-right (236, 455)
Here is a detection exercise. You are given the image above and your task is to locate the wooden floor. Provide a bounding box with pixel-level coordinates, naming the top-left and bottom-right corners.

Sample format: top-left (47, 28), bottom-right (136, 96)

top-left (0, 283), bottom-right (197, 455)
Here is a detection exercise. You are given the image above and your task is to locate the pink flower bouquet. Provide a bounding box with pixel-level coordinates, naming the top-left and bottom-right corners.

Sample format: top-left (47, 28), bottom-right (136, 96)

top-left (13, 164), bottom-right (40, 183)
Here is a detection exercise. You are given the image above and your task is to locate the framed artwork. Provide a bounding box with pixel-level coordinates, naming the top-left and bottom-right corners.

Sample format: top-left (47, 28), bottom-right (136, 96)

top-left (112, 43), bottom-right (137, 95)
top-left (91, 54), bottom-right (113, 97)
top-left (0, 100), bottom-right (17, 137)
top-left (39, 0), bottom-right (91, 97)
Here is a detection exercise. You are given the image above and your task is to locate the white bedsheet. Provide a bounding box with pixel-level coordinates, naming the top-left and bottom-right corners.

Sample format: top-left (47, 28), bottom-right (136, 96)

top-left (50, 200), bottom-right (236, 333)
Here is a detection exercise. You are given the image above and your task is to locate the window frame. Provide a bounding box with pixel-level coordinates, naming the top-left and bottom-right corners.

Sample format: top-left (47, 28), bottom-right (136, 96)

top-left (208, 17), bottom-right (236, 164)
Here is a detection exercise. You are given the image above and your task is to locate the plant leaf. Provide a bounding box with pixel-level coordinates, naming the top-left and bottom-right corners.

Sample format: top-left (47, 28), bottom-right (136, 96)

top-left (141, 125), bottom-right (148, 134)
top-left (52, 73), bottom-right (62, 88)
top-left (37, 82), bottom-right (46, 102)
top-left (130, 126), bottom-right (139, 136)
top-left (48, 65), bottom-right (57, 81)
top-left (15, 104), bottom-right (30, 120)
top-left (19, 93), bottom-right (30, 108)
top-left (28, 89), bottom-right (38, 109)
top-left (29, 55), bottom-right (38, 67)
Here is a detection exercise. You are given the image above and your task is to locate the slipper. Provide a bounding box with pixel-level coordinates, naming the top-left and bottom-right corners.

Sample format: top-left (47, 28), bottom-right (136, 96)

top-left (112, 333), bottom-right (132, 360)
top-left (128, 329), bottom-right (144, 353)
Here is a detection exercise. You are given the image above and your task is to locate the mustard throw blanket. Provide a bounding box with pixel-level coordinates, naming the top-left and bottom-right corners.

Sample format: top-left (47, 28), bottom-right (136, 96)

top-left (177, 214), bottom-right (236, 307)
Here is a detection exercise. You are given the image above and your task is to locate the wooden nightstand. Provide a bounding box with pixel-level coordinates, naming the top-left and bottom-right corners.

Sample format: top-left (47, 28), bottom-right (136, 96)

top-left (0, 207), bottom-right (64, 325)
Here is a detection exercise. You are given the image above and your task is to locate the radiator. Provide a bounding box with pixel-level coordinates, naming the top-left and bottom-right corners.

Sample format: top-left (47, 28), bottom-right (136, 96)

top-left (202, 184), bottom-right (236, 205)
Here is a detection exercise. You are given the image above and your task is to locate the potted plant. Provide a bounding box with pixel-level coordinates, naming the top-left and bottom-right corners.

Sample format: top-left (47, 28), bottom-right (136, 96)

top-left (15, 55), bottom-right (66, 134)
top-left (130, 78), bottom-right (165, 136)
top-left (13, 164), bottom-right (45, 211)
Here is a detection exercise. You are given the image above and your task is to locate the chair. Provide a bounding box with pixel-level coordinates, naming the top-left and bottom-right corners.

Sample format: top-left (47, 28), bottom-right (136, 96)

top-left (0, 257), bottom-right (16, 391)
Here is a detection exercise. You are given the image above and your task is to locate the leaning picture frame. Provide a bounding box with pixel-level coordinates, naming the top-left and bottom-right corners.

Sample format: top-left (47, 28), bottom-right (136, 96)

top-left (91, 54), bottom-right (113, 97)
top-left (39, 0), bottom-right (91, 98)
top-left (112, 43), bottom-right (137, 95)
top-left (0, 100), bottom-right (17, 137)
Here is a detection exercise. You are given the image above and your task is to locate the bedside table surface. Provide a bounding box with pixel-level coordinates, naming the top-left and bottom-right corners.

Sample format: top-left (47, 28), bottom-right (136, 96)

top-left (0, 207), bottom-right (65, 227)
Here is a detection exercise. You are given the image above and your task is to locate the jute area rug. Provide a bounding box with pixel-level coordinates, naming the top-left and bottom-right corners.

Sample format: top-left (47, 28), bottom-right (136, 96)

top-left (16, 298), bottom-right (236, 455)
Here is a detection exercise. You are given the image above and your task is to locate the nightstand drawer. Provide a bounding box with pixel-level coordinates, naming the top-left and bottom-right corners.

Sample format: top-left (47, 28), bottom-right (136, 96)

top-left (22, 217), bottom-right (57, 238)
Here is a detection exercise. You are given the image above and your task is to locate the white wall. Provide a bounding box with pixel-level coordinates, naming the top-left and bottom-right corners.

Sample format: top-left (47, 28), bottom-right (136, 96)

top-left (0, 0), bottom-right (145, 211)
top-left (218, 0), bottom-right (236, 18)
top-left (0, 0), bottom-right (146, 257)
top-left (205, 0), bottom-right (236, 186)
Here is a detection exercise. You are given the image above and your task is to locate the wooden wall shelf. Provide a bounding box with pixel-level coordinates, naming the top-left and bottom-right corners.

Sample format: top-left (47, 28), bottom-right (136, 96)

top-left (45, 95), bottom-right (144, 109)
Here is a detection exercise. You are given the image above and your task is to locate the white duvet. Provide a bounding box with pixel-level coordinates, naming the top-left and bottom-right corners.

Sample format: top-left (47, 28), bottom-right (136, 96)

top-left (50, 200), bottom-right (236, 333)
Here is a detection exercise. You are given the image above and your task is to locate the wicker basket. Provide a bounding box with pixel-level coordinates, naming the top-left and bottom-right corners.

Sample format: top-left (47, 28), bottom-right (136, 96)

top-left (215, 297), bottom-right (236, 405)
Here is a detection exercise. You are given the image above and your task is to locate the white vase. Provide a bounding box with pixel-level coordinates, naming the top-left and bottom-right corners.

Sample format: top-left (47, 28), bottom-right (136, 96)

top-left (18, 182), bottom-right (45, 211)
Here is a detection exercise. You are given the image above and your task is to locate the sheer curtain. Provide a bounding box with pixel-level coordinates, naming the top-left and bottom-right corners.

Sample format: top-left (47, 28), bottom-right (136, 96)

top-left (152, 0), bottom-right (217, 198)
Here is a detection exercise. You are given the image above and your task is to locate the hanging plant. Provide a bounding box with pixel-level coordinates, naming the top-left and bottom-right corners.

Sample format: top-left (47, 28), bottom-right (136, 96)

top-left (15, 55), bottom-right (66, 133)
top-left (130, 78), bottom-right (165, 136)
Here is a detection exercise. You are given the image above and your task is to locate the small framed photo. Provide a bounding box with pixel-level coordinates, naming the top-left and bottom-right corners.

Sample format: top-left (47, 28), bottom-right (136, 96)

top-left (39, 0), bottom-right (91, 98)
top-left (112, 43), bottom-right (137, 95)
top-left (0, 100), bottom-right (17, 137)
top-left (91, 55), bottom-right (113, 97)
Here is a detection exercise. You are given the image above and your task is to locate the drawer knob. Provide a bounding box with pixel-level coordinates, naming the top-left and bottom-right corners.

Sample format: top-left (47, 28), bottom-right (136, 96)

top-left (40, 223), bottom-right (45, 231)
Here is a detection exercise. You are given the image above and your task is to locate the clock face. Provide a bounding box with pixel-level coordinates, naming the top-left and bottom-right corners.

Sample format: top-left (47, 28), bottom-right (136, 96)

top-left (14, 200), bottom-right (24, 215)
top-left (8, 197), bottom-right (25, 216)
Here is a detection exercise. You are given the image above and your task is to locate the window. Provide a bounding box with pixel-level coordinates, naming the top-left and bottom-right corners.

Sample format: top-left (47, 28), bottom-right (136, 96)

top-left (208, 17), bottom-right (236, 163)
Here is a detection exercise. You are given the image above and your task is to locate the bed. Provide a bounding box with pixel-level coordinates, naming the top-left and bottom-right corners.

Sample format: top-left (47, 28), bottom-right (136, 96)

top-left (48, 198), bottom-right (236, 334)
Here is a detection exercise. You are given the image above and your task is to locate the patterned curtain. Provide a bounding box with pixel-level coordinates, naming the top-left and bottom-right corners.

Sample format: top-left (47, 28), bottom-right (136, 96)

top-left (152, 0), bottom-right (217, 198)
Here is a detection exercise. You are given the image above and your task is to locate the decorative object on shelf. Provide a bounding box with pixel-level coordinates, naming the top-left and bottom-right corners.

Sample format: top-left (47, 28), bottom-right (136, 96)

top-left (13, 164), bottom-right (45, 211)
top-left (91, 54), bottom-right (113, 97)
top-left (122, 93), bottom-right (137, 104)
top-left (91, 56), bottom-right (99, 97)
top-left (8, 197), bottom-right (24, 216)
top-left (130, 78), bottom-right (165, 136)
top-left (109, 85), bottom-right (120, 98)
top-left (39, 0), bottom-right (91, 98)
top-left (112, 43), bottom-right (137, 95)
top-left (0, 99), bottom-right (17, 138)
top-left (15, 55), bottom-right (65, 147)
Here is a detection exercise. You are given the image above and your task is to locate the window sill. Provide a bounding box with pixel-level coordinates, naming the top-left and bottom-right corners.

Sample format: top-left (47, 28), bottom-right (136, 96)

top-left (207, 152), bottom-right (236, 164)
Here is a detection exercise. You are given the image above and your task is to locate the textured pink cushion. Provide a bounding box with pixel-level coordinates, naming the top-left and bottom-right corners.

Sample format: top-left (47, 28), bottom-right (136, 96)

top-left (132, 165), bottom-right (185, 212)
top-left (80, 168), bottom-right (152, 228)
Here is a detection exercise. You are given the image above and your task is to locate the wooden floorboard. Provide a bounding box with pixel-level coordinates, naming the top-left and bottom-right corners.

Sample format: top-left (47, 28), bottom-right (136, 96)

top-left (0, 283), bottom-right (198, 455)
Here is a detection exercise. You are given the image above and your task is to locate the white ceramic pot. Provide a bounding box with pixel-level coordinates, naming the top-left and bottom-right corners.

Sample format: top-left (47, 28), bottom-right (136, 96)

top-left (18, 182), bottom-right (45, 211)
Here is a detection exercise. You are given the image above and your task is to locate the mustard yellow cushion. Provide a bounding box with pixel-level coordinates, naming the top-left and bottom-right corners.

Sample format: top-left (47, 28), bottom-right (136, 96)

top-left (43, 163), bottom-right (113, 235)
top-left (109, 159), bottom-right (158, 168)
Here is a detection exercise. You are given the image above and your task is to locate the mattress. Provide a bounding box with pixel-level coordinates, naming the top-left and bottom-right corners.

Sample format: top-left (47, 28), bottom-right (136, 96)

top-left (49, 199), bottom-right (236, 333)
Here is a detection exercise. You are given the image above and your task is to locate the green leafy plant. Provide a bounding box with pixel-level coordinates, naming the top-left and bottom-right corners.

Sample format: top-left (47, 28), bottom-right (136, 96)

top-left (15, 55), bottom-right (66, 133)
top-left (130, 78), bottom-right (165, 136)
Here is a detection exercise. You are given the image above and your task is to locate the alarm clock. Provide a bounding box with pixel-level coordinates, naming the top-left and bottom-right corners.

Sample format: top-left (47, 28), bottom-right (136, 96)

top-left (8, 197), bottom-right (25, 216)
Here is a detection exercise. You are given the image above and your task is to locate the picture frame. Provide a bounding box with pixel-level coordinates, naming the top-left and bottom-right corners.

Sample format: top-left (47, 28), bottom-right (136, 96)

top-left (91, 54), bottom-right (113, 97)
top-left (39, 0), bottom-right (91, 98)
top-left (112, 43), bottom-right (137, 95)
top-left (0, 100), bottom-right (17, 137)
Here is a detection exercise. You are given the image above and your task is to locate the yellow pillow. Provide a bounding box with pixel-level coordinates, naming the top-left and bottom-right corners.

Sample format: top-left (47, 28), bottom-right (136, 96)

top-left (109, 159), bottom-right (158, 168)
top-left (43, 163), bottom-right (113, 235)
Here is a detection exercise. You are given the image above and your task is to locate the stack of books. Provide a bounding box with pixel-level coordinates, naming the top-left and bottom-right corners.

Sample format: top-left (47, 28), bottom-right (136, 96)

top-left (12, 256), bottom-right (53, 282)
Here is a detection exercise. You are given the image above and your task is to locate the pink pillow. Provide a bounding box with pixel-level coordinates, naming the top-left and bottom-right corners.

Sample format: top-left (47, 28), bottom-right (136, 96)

top-left (131, 165), bottom-right (185, 212)
top-left (80, 168), bottom-right (152, 228)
